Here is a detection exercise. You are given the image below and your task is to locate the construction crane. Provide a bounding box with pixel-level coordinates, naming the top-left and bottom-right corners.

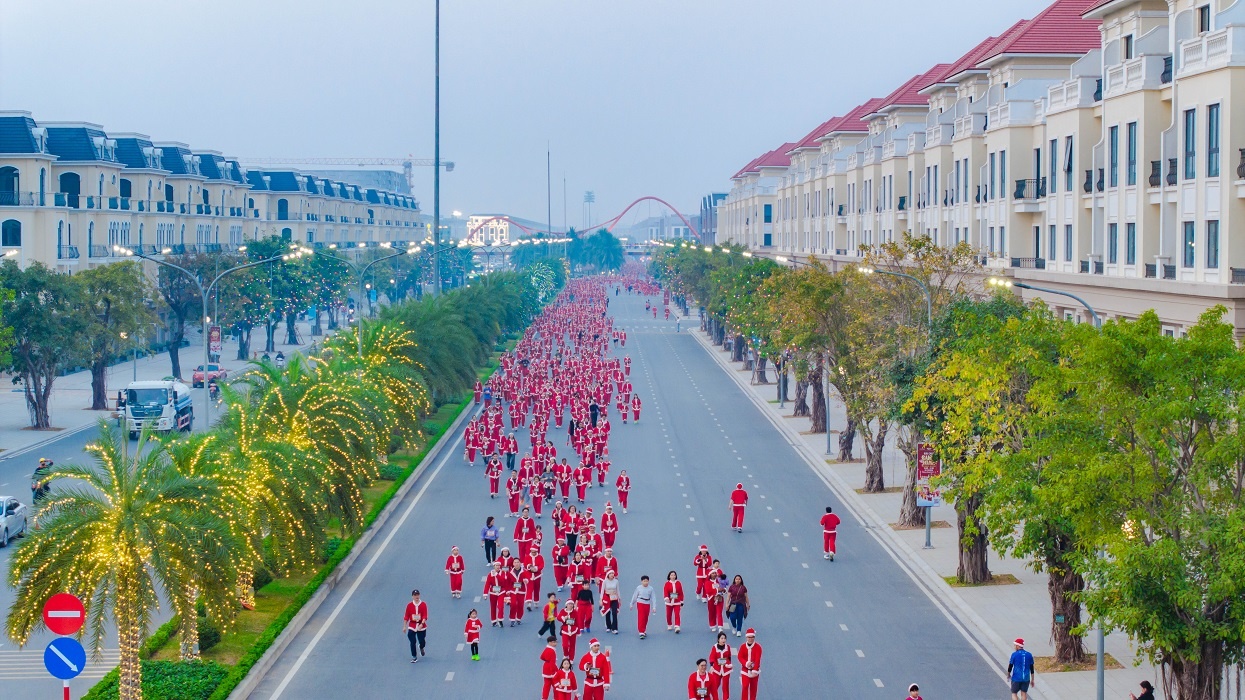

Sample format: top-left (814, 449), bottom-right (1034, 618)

top-left (236, 157), bottom-right (454, 193)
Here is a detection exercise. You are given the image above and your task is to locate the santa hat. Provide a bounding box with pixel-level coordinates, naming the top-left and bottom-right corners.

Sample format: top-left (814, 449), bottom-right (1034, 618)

top-left (586, 508), bottom-right (593, 513)
top-left (589, 638), bottom-right (600, 646)
top-left (1014, 638), bottom-right (1025, 647)
top-left (699, 544), bottom-right (708, 550)
top-left (605, 502), bottom-right (612, 508)
top-left (745, 628), bottom-right (756, 636)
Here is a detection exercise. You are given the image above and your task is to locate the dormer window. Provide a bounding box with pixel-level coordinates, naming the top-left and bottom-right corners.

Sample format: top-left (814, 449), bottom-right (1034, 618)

top-left (31, 127), bottom-right (46, 152)
top-left (1199, 5), bottom-right (1212, 33)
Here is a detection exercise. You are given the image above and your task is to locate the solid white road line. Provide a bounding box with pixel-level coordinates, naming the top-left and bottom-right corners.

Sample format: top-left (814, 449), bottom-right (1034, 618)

top-left (268, 434), bottom-right (463, 700)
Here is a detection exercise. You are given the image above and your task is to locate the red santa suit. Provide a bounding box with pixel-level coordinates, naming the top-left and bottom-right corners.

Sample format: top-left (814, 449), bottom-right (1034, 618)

top-left (552, 541), bottom-right (571, 590)
top-left (689, 669), bottom-right (716, 700)
top-left (444, 549), bottom-right (465, 596)
top-left (514, 515), bottom-right (537, 560)
top-left (706, 576), bottom-right (726, 631)
top-left (473, 379), bottom-right (483, 405)
top-left (556, 604), bottom-right (580, 659)
top-left (694, 547), bottom-right (713, 601)
top-left (631, 394), bottom-right (641, 421)
top-left (525, 551), bottom-right (546, 605)
top-left (574, 465), bottom-right (591, 503)
top-left (737, 636), bottom-right (762, 700)
top-left (506, 474), bottom-right (522, 516)
top-left (552, 667), bottom-right (578, 700)
top-left (483, 565), bottom-right (512, 624)
top-left (664, 579), bottom-right (685, 629)
top-left (464, 616), bottom-right (482, 644)
top-left (540, 643), bottom-right (559, 700)
top-left (600, 508), bottom-right (619, 549)
top-left (821, 510), bottom-right (842, 560)
top-left (594, 553), bottom-right (619, 584)
top-left (485, 459), bottom-right (502, 498)
top-left (615, 473), bottom-right (631, 512)
top-left (709, 642), bottom-right (734, 700)
top-left (507, 565), bottom-right (527, 623)
top-left (530, 476), bottom-right (545, 517)
top-left (729, 484), bottom-right (749, 530)
top-left (578, 645), bottom-right (613, 700)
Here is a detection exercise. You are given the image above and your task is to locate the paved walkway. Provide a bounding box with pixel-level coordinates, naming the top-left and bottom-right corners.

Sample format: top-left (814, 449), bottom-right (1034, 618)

top-left (686, 318), bottom-right (1163, 700)
top-left (0, 320), bottom-right (327, 458)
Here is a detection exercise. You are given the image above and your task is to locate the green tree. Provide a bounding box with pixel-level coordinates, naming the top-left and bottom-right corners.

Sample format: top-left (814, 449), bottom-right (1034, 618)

top-left (6, 422), bottom-right (234, 700)
top-left (0, 286), bottom-right (13, 368)
top-left (244, 238), bottom-right (313, 350)
top-left (155, 252), bottom-right (220, 380)
top-left (0, 260), bottom-right (86, 428)
top-left (571, 230), bottom-right (624, 272)
top-left (77, 261), bottom-right (158, 409)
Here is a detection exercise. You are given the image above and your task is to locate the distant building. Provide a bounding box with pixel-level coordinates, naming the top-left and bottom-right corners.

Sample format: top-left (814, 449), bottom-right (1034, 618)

top-left (466, 214), bottom-right (563, 245)
top-left (303, 169), bottom-right (410, 195)
top-left (701, 193), bottom-right (727, 244)
top-left (622, 214), bottom-right (694, 242)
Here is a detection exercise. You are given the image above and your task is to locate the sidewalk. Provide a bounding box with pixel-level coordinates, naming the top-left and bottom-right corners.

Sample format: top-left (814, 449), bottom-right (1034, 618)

top-left (0, 320), bottom-right (326, 458)
top-left (686, 321), bottom-right (1161, 700)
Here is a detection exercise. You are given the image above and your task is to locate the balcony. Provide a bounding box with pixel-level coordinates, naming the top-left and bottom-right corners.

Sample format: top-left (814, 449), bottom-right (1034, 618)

top-left (1010, 257), bottom-right (1046, 269)
top-left (89, 245), bottom-right (111, 258)
top-left (1103, 55), bottom-right (1168, 98)
top-left (1232, 268), bottom-right (1245, 284)
top-left (1149, 161), bottom-right (1162, 188)
top-left (1162, 55), bottom-right (1173, 84)
top-left (1167, 158), bottom-right (1177, 186)
top-left (1014, 178), bottom-right (1047, 200)
top-left (897, 196), bottom-right (907, 212)
top-left (952, 112), bottom-right (986, 140)
top-left (0, 191), bottom-right (36, 206)
top-left (1163, 264), bottom-right (1176, 280)
top-left (1097, 169), bottom-right (1105, 192)
top-left (1080, 260), bottom-right (1090, 273)
top-left (1178, 26), bottom-right (1245, 78)
top-left (1238, 149), bottom-right (1245, 179)
top-left (1047, 78), bottom-right (1095, 114)
top-left (926, 122), bottom-right (954, 147)
top-left (57, 245), bottom-right (79, 260)
top-left (1145, 263), bottom-right (1157, 278)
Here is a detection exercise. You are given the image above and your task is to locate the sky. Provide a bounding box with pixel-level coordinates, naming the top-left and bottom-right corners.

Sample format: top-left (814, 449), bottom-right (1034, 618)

top-left (0, 0), bottom-right (1055, 229)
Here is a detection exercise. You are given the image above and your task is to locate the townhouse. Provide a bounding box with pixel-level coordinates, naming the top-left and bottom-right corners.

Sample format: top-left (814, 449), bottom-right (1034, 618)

top-left (0, 111), bottom-right (425, 272)
top-left (718, 0), bottom-right (1245, 334)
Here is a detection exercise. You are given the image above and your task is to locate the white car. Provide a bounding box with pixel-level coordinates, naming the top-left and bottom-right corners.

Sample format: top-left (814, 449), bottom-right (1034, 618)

top-left (0, 496), bottom-right (29, 547)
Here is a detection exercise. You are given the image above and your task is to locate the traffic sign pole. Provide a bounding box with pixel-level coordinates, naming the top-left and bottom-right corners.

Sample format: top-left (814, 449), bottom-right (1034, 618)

top-left (64, 679), bottom-right (70, 700)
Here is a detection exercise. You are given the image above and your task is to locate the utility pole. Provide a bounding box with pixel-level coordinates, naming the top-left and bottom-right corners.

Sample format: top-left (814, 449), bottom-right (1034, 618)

top-left (546, 145), bottom-right (552, 241)
top-left (433, 0), bottom-right (442, 295)
top-left (563, 176), bottom-right (567, 233)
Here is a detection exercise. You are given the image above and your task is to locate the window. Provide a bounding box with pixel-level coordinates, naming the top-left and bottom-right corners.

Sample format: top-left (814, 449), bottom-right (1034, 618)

top-left (1000, 226), bottom-right (1006, 254)
top-left (988, 227), bottom-right (995, 254)
top-left (1199, 4), bottom-right (1212, 33)
top-left (1207, 220), bottom-right (1220, 268)
top-left (1109, 126), bottom-right (1119, 187)
top-left (1184, 109), bottom-right (1197, 180)
top-left (1, 219), bottom-right (19, 247)
top-left (1064, 136), bottom-right (1074, 191)
top-left (1183, 221), bottom-right (1196, 267)
top-left (1049, 225), bottom-right (1057, 262)
top-left (1050, 139), bottom-right (1058, 194)
top-left (1126, 223), bottom-right (1136, 265)
top-left (1108, 223), bottom-right (1118, 264)
top-left (1123, 34), bottom-right (1135, 60)
top-left (1126, 122), bottom-right (1138, 186)
top-left (989, 153), bottom-right (996, 200)
top-left (763, 204), bottom-right (772, 224)
top-left (1208, 104), bottom-right (1221, 178)
top-left (1000, 150), bottom-right (1007, 199)
top-left (1065, 225), bottom-right (1073, 262)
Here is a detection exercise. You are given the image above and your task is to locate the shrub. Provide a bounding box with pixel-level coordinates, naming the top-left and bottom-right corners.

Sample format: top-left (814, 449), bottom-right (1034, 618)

top-left (83, 660), bottom-right (228, 700)
top-left (197, 617), bottom-right (221, 652)
top-left (378, 463), bottom-right (405, 481)
top-left (322, 536), bottom-right (343, 563)
top-left (252, 567), bottom-right (274, 591)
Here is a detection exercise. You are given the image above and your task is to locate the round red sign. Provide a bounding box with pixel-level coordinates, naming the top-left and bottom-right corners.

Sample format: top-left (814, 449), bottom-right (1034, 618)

top-left (42, 593), bottom-right (85, 636)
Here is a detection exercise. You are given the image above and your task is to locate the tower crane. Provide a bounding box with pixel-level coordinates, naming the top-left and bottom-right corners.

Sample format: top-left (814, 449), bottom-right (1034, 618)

top-left (236, 156), bottom-right (454, 193)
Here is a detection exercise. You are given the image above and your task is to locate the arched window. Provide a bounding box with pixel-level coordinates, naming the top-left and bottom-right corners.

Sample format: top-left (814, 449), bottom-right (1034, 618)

top-left (1, 219), bottom-right (20, 247)
top-left (39, 167), bottom-right (45, 205)
top-left (0, 166), bottom-right (17, 206)
top-left (201, 189), bottom-right (209, 206)
top-left (281, 227), bottom-right (292, 240)
top-left (59, 172), bottom-right (81, 208)
top-left (277, 199), bottom-right (289, 220)
top-left (164, 184), bottom-right (174, 201)
top-left (119, 178), bottom-right (132, 199)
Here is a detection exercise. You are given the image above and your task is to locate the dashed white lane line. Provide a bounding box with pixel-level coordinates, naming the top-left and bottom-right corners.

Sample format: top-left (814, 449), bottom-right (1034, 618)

top-left (791, 547), bottom-right (798, 552)
top-left (474, 596), bottom-right (481, 603)
top-left (813, 581), bottom-right (822, 588)
top-left (689, 517), bottom-right (695, 522)
top-left (693, 530), bottom-right (699, 536)
top-left (782, 532), bottom-right (789, 537)
top-left (456, 643), bottom-right (464, 651)
top-left (686, 504), bottom-right (691, 509)
top-left (825, 600), bottom-right (834, 607)
top-left (773, 518), bottom-right (780, 523)
top-left (874, 679), bottom-right (884, 688)
top-left (855, 649), bottom-right (865, 658)
top-left (446, 672), bottom-right (455, 681)
top-left (802, 563), bottom-right (809, 569)
top-left (767, 506), bottom-right (773, 511)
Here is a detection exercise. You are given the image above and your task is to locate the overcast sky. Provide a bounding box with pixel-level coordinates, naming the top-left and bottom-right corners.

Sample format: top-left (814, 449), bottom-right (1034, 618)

top-left (0, 0), bottom-right (1053, 228)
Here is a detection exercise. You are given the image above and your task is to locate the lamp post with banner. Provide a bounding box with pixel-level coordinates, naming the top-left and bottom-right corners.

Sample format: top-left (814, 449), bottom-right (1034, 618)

top-left (915, 443), bottom-right (942, 549)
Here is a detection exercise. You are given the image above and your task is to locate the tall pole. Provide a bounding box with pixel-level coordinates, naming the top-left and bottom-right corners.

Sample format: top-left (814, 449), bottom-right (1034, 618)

top-left (432, 0), bottom-right (442, 296)
top-left (562, 176), bottom-right (567, 233)
top-left (546, 145), bottom-right (552, 241)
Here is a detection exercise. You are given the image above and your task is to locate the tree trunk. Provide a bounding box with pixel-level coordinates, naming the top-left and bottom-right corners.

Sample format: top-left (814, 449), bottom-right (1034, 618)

top-left (117, 605), bottom-right (142, 700)
top-left (238, 569), bottom-right (256, 610)
top-left (23, 367), bottom-right (54, 429)
top-left (896, 425), bottom-right (925, 527)
top-left (311, 309), bottom-right (323, 336)
top-left (265, 319), bottom-right (277, 353)
top-left (732, 334), bottom-right (745, 362)
top-left (90, 359), bottom-right (110, 410)
top-left (810, 365), bottom-right (826, 433)
top-left (1046, 551), bottom-right (1086, 664)
top-left (1169, 640), bottom-right (1224, 700)
top-left (328, 306), bottom-right (339, 330)
top-left (861, 420), bottom-right (889, 492)
top-left (236, 324), bottom-right (252, 361)
top-left (179, 585), bottom-right (200, 661)
top-left (167, 319), bottom-right (185, 380)
top-left (285, 312), bottom-right (299, 345)
top-left (837, 418), bottom-right (857, 462)
top-left (792, 378), bottom-right (810, 417)
top-left (955, 493), bottom-right (992, 584)
top-left (755, 355), bottom-right (769, 384)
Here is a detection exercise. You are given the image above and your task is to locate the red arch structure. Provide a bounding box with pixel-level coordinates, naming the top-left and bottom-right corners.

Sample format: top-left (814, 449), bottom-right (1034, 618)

top-left (466, 196), bottom-right (703, 243)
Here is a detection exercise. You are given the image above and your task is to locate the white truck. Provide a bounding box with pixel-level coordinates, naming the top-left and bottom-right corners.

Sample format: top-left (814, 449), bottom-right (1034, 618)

top-left (124, 380), bottom-right (194, 438)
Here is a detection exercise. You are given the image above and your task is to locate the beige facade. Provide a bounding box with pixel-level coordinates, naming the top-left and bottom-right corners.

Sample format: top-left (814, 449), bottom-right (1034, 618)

top-left (718, 0), bottom-right (1245, 334)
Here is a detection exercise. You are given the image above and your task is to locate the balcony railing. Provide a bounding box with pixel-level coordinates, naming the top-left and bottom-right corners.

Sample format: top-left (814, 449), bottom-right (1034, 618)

top-left (1238, 149), bottom-right (1245, 179)
top-left (1080, 260), bottom-right (1090, 273)
top-left (1232, 268), bottom-right (1245, 284)
top-left (1179, 26), bottom-right (1243, 78)
top-left (0, 190), bottom-right (36, 206)
top-left (1014, 178), bottom-right (1047, 200)
top-left (1084, 170), bottom-right (1094, 194)
top-left (1162, 55), bottom-right (1173, 83)
top-left (1094, 261), bottom-right (1104, 274)
top-left (1163, 264), bottom-right (1176, 280)
top-left (1010, 257), bottom-right (1046, 269)
top-left (89, 245), bottom-right (111, 258)
top-left (1145, 263), bottom-right (1157, 278)
top-left (1093, 78), bottom-right (1103, 102)
top-left (975, 185), bottom-right (983, 204)
top-left (836, 205), bottom-right (845, 217)
top-left (57, 245), bottom-right (79, 260)
top-left (1097, 169), bottom-right (1105, 192)
top-left (1167, 158), bottom-right (1178, 186)
top-left (835, 249), bottom-right (847, 256)
top-left (897, 195), bottom-right (907, 212)
top-left (1149, 161), bottom-right (1162, 188)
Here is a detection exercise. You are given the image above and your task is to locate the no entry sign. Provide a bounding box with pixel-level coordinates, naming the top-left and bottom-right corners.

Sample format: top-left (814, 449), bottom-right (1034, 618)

top-left (43, 593), bottom-right (85, 636)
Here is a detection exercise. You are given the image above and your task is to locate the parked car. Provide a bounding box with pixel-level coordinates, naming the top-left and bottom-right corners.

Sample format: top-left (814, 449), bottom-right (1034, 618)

top-left (0, 496), bottom-right (29, 547)
top-left (192, 364), bottom-right (228, 388)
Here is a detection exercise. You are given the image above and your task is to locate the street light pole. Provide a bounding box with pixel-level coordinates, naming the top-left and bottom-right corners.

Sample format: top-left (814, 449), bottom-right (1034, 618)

top-left (432, 0), bottom-right (442, 297)
top-left (118, 246), bottom-right (284, 430)
top-left (315, 245), bottom-right (413, 359)
top-left (988, 278), bottom-right (1102, 326)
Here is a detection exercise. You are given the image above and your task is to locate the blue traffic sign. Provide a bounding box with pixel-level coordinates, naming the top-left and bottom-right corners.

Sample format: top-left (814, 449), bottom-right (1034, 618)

top-left (44, 637), bottom-right (86, 680)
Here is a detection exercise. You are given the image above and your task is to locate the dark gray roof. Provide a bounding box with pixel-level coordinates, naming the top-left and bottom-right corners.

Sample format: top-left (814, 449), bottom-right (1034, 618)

top-left (263, 171), bottom-right (304, 192)
top-left (114, 137), bottom-right (160, 170)
top-left (195, 153), bottom-right (227, 181)
top-left (0, 115), bottom-right (42, 154)
top-left (46, 125), bottom-right (116, 162)
top-left (157, 145), bottom-right (196, 175)
top-left (245, 171), bottom-right (269, 190)
top-left (225, 161), bottom-right (246, 184)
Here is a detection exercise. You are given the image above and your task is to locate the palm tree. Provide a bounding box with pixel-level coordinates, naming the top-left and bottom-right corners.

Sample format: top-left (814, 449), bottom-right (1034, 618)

top-left (324, 322), bottom-right (432, 450)
top-left (6, 421), bottom-right (233, 700)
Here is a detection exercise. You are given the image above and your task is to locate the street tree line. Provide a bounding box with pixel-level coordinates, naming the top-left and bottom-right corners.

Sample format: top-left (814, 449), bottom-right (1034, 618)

top-left (4, 266), bottom-right (556, 700)
top-left (653, 239), bottom-right (1245, 699)
top-left (0, 238), bottom-right (475, 428)
top-left (510, 228), bottom-right (625, 274)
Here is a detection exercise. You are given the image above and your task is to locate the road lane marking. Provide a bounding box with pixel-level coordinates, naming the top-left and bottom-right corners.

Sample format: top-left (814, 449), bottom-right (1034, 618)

top-left (456, 643), bottom-right (464, 651)
top-left (791, 547), bottom-right (798, 552)
top-left (855, 649), bottom-right (865, 657)
top-left (268, 433), bottom-right (463, 700)
top-left (445, 672), bottom-right (455, 681)
top-left (813, 581), bottom-right (821, 587)
top-left (782, 532), bottom-right (788, 537)
top-left (825, 600), bottom-right (834, 607)
top-left (874, 679), bottom-right (884, 687)
top-left (840, 624), bottom-right (848, 631)
top-left (693, 530), bottom-right (699, 536)
top-left (802, 563), bottom-right (809, 569)
top-left (689, 517), bottom-right (695, 522)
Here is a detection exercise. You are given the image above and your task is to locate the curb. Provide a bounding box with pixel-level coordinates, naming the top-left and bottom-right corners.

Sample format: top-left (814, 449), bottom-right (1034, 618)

top-left (0, 421), bottom-right (99, 463)
top-left (686, 327), bottom-right (1058, 700)
top-left (228, 398), bottom-right (479, 700)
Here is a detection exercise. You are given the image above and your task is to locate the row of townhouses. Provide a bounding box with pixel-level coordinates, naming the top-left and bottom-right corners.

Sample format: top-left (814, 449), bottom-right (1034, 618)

top-left (717, 0), bottom-right (1245, 334)
top-left (0, 111), bottom-right (426, 272)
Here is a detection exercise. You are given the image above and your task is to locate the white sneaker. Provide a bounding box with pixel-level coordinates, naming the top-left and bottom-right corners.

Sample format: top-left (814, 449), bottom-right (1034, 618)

top-left (824, 553), bottom-right (830, 560)
top-left (667, 625), bottom-right (673, 631)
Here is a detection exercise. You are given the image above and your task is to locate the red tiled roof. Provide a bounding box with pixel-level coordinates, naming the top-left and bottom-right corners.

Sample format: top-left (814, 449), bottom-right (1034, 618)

top-left (872, 65), bottom-right (949, 114)
top-left (982, 0), bottom-right (1101, 60)
top-left (1083, 0), bottom-right (1117, 15)
top-left (790, 117), bottom-right (841, 152)
top-left (820, 99), bottom-right (885, 138)
top-left (752, 143), bottom-right (796, 171)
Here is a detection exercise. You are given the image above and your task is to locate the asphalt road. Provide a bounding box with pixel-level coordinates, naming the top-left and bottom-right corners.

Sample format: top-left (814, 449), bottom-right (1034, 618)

top-left (238, 291), bottom-right (1002, 699)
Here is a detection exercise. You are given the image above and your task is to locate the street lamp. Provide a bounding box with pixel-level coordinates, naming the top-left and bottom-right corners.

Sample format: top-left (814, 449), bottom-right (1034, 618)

top-left (314, 244), bottom-right (415, 359)
top-left (986, 277), bottom-right (1101, 326)
top-left (114, 244), bottom-right (286, 431)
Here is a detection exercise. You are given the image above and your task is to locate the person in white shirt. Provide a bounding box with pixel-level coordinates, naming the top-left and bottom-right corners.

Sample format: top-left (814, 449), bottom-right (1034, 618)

top-left (629, 575), bottom-right (656, 639)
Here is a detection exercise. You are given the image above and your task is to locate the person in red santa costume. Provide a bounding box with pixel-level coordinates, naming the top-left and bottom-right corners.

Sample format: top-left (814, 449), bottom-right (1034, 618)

top-left (600, 503), bottom-right (619, 549)
top-left (540, 635), bottom-right (559, 700)
top-left (709, 631), bottom-right (734, 700)
top-left (556, 598), bottom-right (580, 659)
top-left (525, 546), bottom-right (546, 609)
top-left (507, 559), bottom-right (527, 626)
top-left (737, 628), bottom-right (763, 700)
top-left (729, 483), bottom-right (749, 532)
top-left (706, 568), bottom-right (726, 633)
top-left (693, 545), bottom-right (713, 601)
top-left (574, 462), bottom-right (592, 503)
top-left (578, 638), bottom-right (613, 700)
top-left (444, 545), bottom-right (465, 598)
top-left (485, 457), bottom-right (502, 499)
top-left (688, 658), bottom-right (715, 700)
top-left (552, 657), bottom-right (578, 700)
top-left (552, 536), bottom-right (571, 591)
top-left (820, 505), bottom-right (841, 561)
top-left (594, 547), bottom-right (619, 584)
top-left (482, 560), bottom-right (511, 627)
top-left (514, 506), bottom-right (537, 560)
top-left (555, 458), bottom-right (573, 500)
top-left (506, 472), bottom-right (523, 517)
top-left (664, 570), bottom-right (685, 632)
top-left (631, 393), bottom-right (641, 422)
top-left (614, 470), bottom-right (631, 513)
